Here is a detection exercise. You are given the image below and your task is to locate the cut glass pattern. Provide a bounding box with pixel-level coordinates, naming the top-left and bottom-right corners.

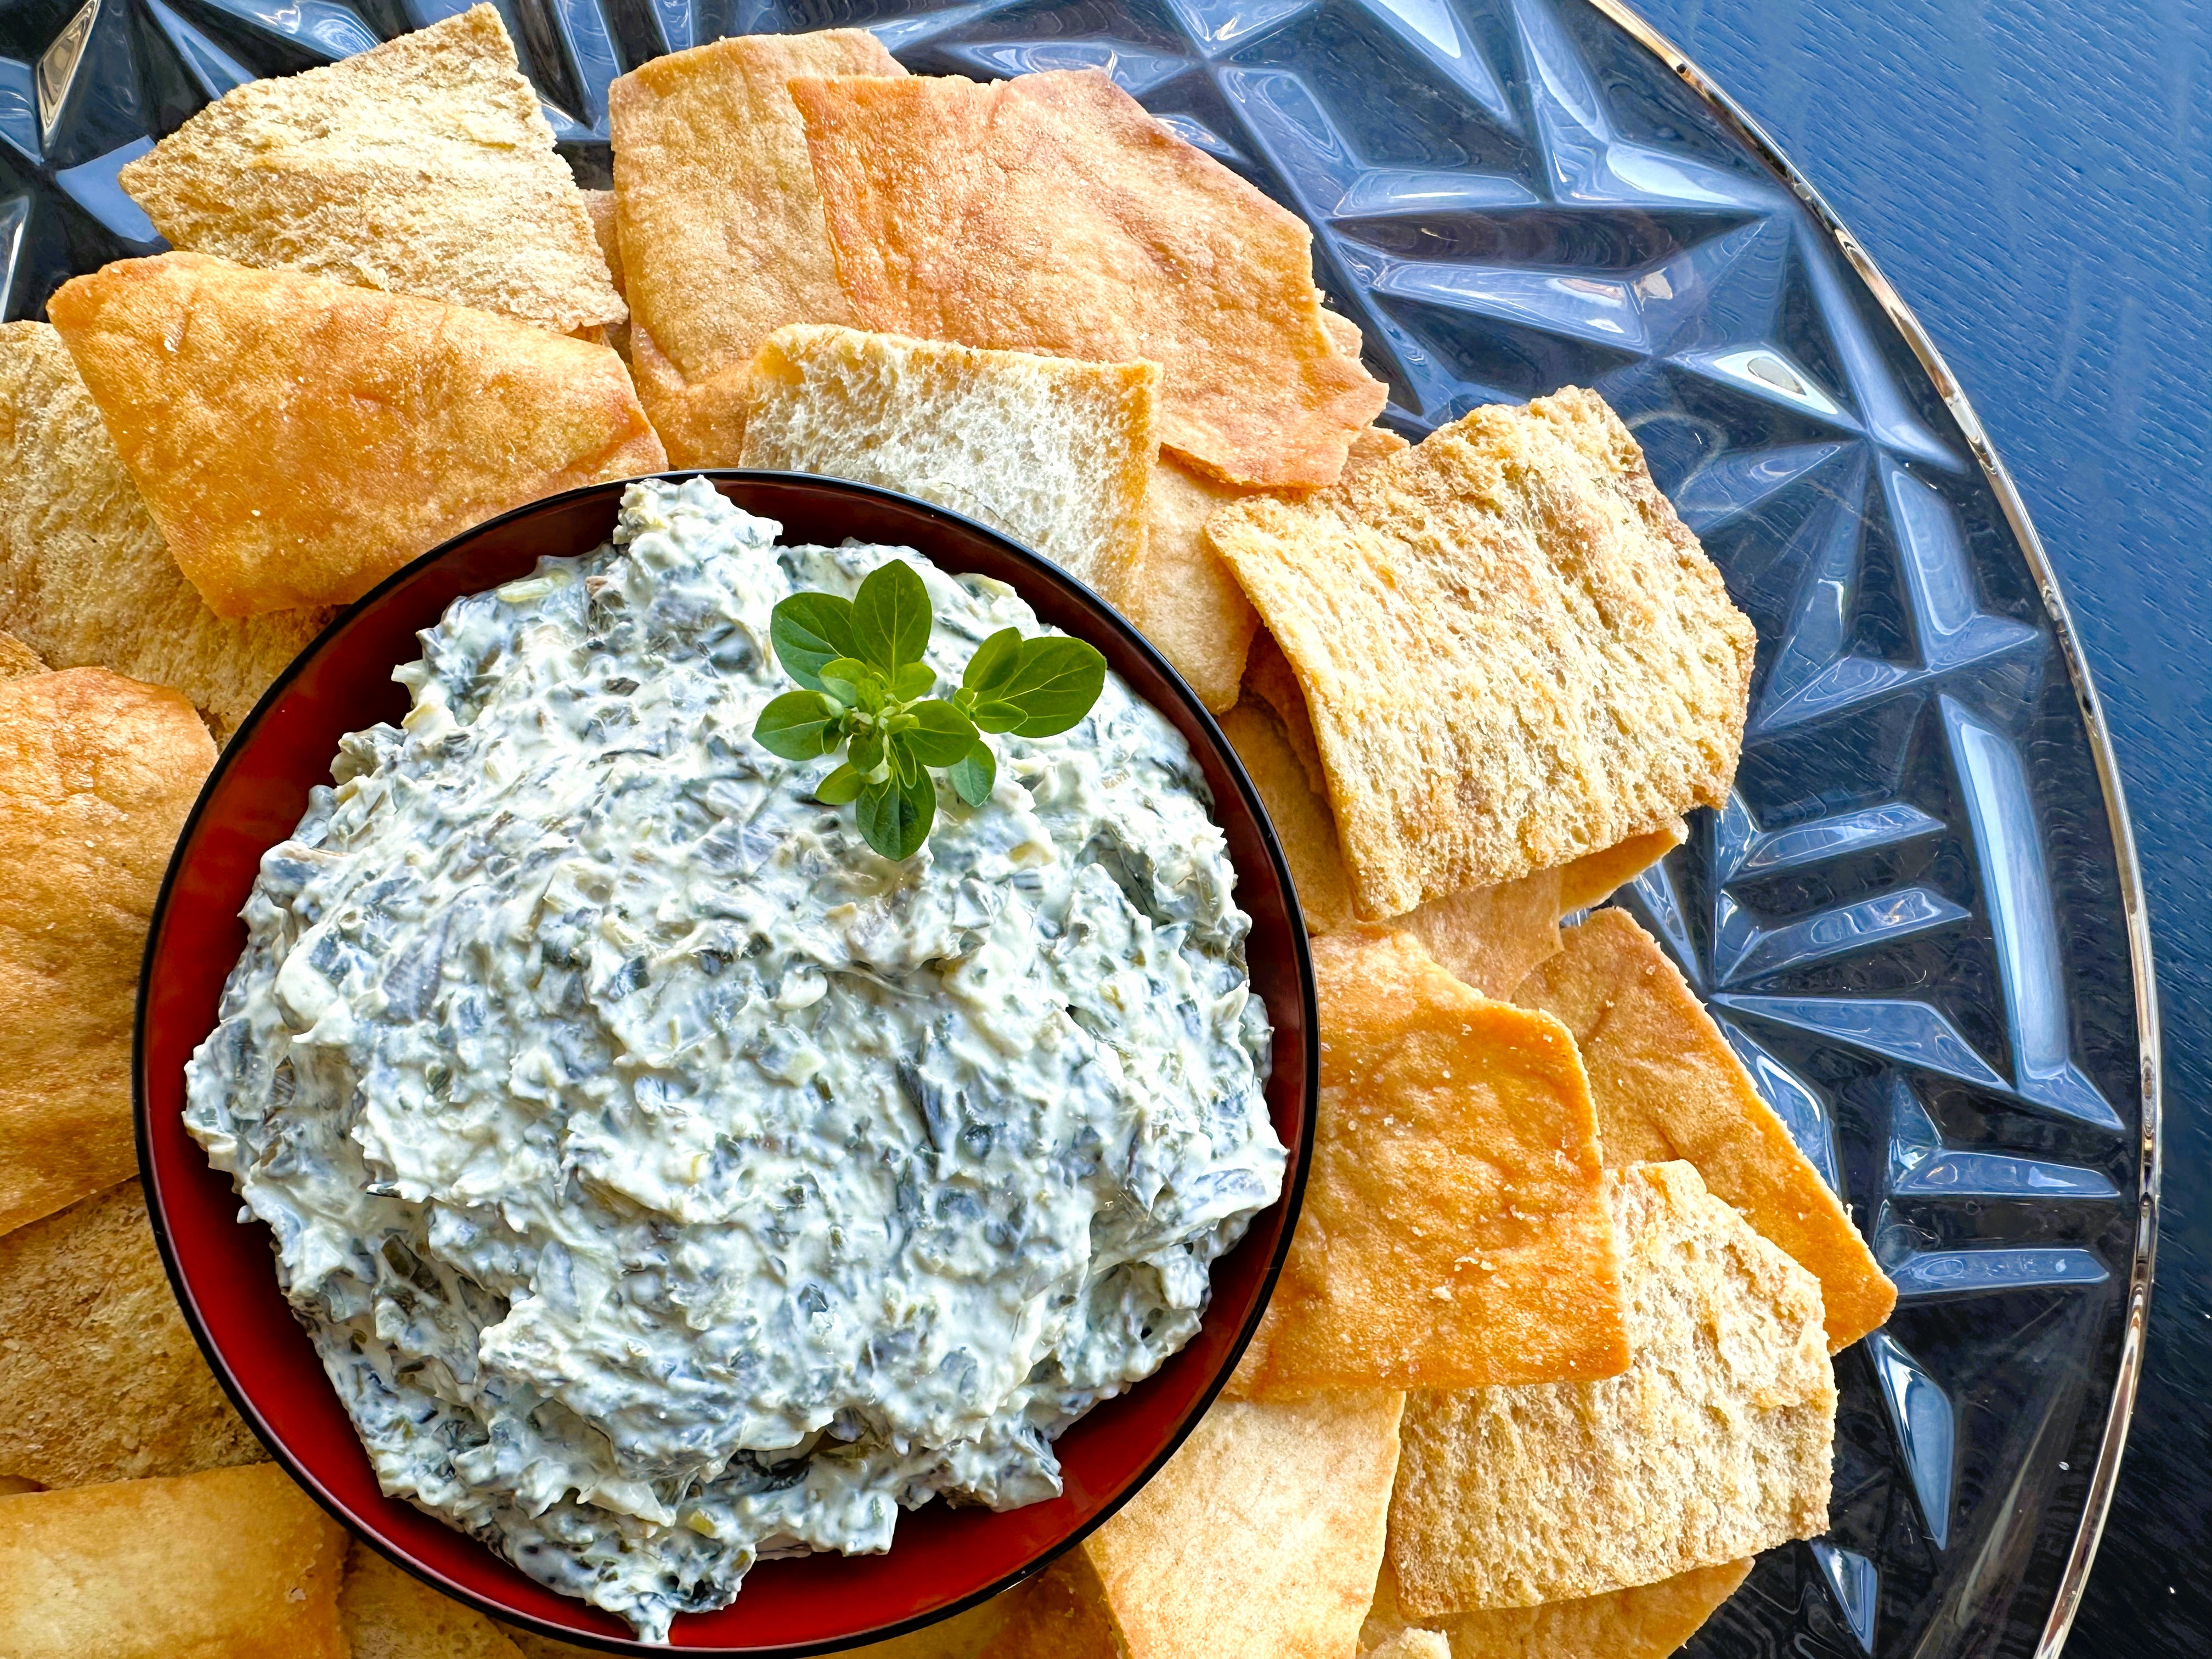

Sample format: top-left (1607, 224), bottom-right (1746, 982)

top-left (0, 0), bottom-right (2145, 1652)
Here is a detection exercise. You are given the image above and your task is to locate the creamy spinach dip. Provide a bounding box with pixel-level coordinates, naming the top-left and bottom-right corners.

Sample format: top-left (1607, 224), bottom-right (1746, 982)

top-left (184, 478), bottom-right (1283, 1639)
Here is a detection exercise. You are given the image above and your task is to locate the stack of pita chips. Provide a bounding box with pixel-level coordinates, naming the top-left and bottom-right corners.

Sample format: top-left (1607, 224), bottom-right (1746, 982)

top-left (0, 12), bottom-right (1906, 1651)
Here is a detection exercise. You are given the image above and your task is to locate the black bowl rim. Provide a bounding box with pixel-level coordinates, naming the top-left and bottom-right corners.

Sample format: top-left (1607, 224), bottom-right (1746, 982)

top-left (131, 469), bottom-right (1321, 1656)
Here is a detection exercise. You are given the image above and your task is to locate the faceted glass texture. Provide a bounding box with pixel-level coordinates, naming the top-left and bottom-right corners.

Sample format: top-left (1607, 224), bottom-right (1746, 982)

top-left (0, 0), bottom-right (2151, 1653)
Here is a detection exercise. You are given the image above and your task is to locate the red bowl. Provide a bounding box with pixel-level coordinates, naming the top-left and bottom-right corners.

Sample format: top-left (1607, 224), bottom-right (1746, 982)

top-left (133, 473), bottom-right (1317, 1655)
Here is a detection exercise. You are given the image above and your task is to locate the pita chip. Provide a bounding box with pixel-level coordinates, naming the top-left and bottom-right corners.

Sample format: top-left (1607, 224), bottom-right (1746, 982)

top-left (342, 1544), bottom-right (526, 1659)
top-left (1515, 908), bottom-right (1895, 1348)
top-left (793, 69), bottom-right (1386, 488)
top-left (1012, 1392), bottom-right (1403, 1659)
top-left (1210, 387), bottom-right (1756, 916)
top-left (1396, 871), bottom-right (1562, 998)
top-left (1232, 927), bottom-right (1624, 1400)
top-left (0, 1182), bottom-right (263, 1488)
top-left (608, 30), bottom-right (904, 465)
top-left (0, 669), bottom-right (213, 1235)
top-left (0, 1465), bottom-right (346, 1657)
top-left (1125, 455), bottom-right (1265, 710)
top-left (48, 253), bottom-right (665, 617)
top-left (1390, 1162), bottom-right (1833, 1617)
top-left (1233, 644), bottom-right (1563, 990)
top-left (1129, 428), bottom-right (1407, 711)
top-left (578, 190), bottom-right (631, 359)
top-left (1367, 1634), bottom-right (1452, 1659)
top-left (0, 633), bottom-right (42, 679)
top-left (1556, 820), bottom-right (1684, 912)
top-left (1220, 700), bottom-right (1356, 935)
top-left (1359, 1558), bottom-right (1751, 1659)
top-left (117, 7), bottom-right (619, 337)
top-left (740, 324), bottom-right (1160, 594)
top-left (0, 321), bottom-right (328, 737)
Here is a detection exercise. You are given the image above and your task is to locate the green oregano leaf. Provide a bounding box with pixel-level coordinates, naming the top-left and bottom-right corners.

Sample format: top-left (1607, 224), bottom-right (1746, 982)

top-left (949, 740), bottom-right (995, 808)
top-left (754, 690), bottom-right (843, 760)
top-left (903, 699), bottom-right (979, 768)
top-left (853, 560), bottom-right (933, 672)
top-left (997, 637), bottom-right (1107, 737)
top-left (769, 593), bottom-right (857, 692)
top-left (813, 763), bottom-right (867, 805)
top-left (856, 770), bottom-right (935, 860)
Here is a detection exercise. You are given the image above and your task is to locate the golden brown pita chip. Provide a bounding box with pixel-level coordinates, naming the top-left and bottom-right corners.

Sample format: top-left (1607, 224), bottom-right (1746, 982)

top-left (1125, 455), bottom-right (1263, 710)
top-left (793, 69), bottom-right (1386, 488)
top-left (1556, 820), bottom-right (1684, 912)
top-left (0, 321), bottom-right (329, 736)
top-left (0, 669), bottom-right (213, 1235)
top-left (342, 1544), bottom-right (525, 1659)
top-left (0, 633), bottom-right (41, 679)
top-left (1220, 700), bottom-right (1356, 934)
top-left (1210, 388), bottom-right (1756, 916)
top-left (1232, 928), bottom-right (1624, 1400)
top-left (0, 1181), bottom-right (264, 1488)
top-left (608, 30), bottom-right (902, 465)
top-left (1515, 909), bottom-right (1895, 1348)
top-left (1360, 1558), bottom-right (1751, 1659)
top-left (1126, 429), bottom-right (1406, 711)
top-left (1081, 1392), bottom-right (1406, 1658)
top-left (0, 1464), bottom-right (347, 1657)
top-left (117, 7), bottom-right (620, 336)
top-left (1390, 1162), bottom-right (1833, 1617)
top-left (740, 325), bottom-right (1160, 594)
top-left (48, 253), bottom-right (665, 617)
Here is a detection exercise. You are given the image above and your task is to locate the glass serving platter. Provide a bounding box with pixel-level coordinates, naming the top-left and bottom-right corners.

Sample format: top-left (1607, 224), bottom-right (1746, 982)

top-left (0, 0), bottom-right (2157, 1653)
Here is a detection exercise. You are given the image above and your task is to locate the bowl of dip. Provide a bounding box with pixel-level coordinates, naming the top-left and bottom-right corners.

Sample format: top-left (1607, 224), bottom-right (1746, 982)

top-left (135, 473), bottom-right (1317, 1654)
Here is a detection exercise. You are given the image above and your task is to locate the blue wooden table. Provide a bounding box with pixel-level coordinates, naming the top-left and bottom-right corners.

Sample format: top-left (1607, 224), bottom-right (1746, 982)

top-left (1629, 1), bottom-right (2209, 1648)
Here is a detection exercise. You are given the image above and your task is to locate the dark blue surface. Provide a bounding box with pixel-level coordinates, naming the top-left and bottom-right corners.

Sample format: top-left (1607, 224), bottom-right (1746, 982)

top-left (1632, 0), bottom-right (2210, 1649)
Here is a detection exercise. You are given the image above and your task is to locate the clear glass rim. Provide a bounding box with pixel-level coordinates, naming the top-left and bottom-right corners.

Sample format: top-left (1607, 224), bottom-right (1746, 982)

top-left (1575, 3), bottom-right (2164, 1650)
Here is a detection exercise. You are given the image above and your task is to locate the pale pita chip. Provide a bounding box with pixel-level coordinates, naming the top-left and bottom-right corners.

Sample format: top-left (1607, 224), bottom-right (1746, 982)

top-left (1360, 1558), bottom-right (1751, 1659)
top-left (1245, 627), bottom-right (1329, 795)
top-left (609, 30), bottom-right (904, 465)
top-left (1390, 1161), bottom-right (1833, 1616)
top-left (116, 7), bottom-right (620, 336)
top-left (580, 189), bottom-right (625, 298)
top-left (0, 1181), bottom-right (264, 1487)
top-left (1210, 388), bottom-right (1757, 916)
top-left (1556, 820), bottom-right (1684, 911)
top-left (0, 633), bottom-right (42, 679)
top-left (578, 190), bottom-right (631, 360)
top-left (1077, 1392), bottom-right (1406, 1658)
top-left (1231, 927), bottom-right (1624, 1400)
top-left (1219, 700), bottom-right (1355, 934)
top-left (1515, 909), bottom-right (1895, 1348)
top-left (793, 69), bottom-right (1386, 488)
top-left (342, 1544), bottom-right (524, 1659)
top-left (1126, 428), bottom-right (1407, 710)
top-left (0, 321), bottom-right (329, 737)
top-left (49, 253), bottom-right (666, 617)
top-left (740, 324), bottom-right (1160, 594)
top-left (1235, 641), bottom-right (1563, 991)
top-left (1396, 870), bottom-right (1562, 998)
top-left (0, 669), bottom-right (213, 1235)
top-left (0, 1464), bottom-right (348, 1658)
top-left (1367, 1633), bottom-right (1452, 1659)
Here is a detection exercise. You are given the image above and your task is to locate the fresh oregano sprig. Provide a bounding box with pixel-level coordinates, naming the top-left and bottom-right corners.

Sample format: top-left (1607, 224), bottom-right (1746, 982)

top-left (751, 560), bottom-right (1107, 860)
